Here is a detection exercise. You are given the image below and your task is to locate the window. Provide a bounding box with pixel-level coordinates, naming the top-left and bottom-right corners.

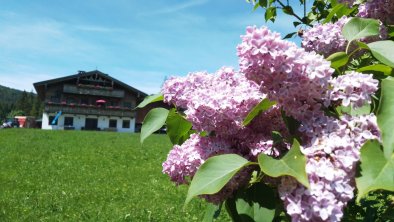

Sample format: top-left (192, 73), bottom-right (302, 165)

top-left (50, 96), bottom-right (60, 103)
top-left (48, 116), bottom-right (58, 125)
top-left (122, 120), bottom-right (130, 128)
top-left (123, 102), bottom-right (132, 108)
top-left (80, 98), bottom-right (89, 105)
top-left (64, 117), bottom-right (74, 126)
top-left (109, 119), bottom-right (117, 128)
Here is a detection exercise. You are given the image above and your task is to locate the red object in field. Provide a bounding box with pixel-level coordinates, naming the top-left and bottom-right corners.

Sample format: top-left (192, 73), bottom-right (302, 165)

top-left (17, 117), bottom-right (26, 127)
top-left (96, 99), bottom-right (106, 103)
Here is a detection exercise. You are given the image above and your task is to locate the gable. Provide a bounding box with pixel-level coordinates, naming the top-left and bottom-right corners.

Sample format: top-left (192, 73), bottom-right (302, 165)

top-left (33, 70), bottom-right (147, 101)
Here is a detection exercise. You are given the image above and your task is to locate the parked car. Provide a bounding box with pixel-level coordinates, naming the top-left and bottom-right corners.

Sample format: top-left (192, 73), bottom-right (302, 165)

top-left (0, 119), bottom-right (19, 129)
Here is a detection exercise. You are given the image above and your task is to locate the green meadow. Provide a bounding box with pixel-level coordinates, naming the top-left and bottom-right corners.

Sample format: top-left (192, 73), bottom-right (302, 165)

top-left (0, 129), bottom-right (228, 221)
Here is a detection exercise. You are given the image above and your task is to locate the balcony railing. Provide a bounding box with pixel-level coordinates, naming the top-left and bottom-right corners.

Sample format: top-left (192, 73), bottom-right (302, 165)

top-left (63, 84), bottom-right (125, 98)
top-left (44, 103), bottom-right (135, 118)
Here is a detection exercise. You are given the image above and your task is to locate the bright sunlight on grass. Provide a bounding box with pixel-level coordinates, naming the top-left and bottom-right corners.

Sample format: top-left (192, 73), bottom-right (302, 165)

top-left (0, 129), bottom-right (228, 221)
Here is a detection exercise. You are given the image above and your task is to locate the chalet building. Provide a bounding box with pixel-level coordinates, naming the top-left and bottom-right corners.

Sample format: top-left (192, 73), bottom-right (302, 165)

top-left (33, 70), bottom-right (147, 132)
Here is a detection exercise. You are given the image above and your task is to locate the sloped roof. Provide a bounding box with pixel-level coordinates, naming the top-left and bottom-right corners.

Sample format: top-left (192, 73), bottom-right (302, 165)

top-left (33, 70), bottom-right (148, 100)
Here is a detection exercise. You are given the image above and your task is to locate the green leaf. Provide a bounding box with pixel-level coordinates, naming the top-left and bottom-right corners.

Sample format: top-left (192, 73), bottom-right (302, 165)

top-left (355, 140), bottom-right (394, 202)
top-left (357, 64), bottom-right (393, 76)
top-left (259, 0), bottom-right (268, 8)
top-left (377, 77), bottom-right (394, 159)
top-left (282, 6), bottom-right (293, 15)
top-left (342, 17), bottom-right (380, 42)
top-left (140, 108), bottom-right (169, 144)
top-left (243, 98), bottom-right (276, 126)
top-left (368, 41), bottom-right (394, 68)
top-left (326, 52), bottom-right (349, 69)
top-left (202, 203), bottom-right (221, 222)
top-left (136, 93), bottom-right (163, 109)
top-left (234, 183), bottom-right (276, 222)
top-left (185, 154), bottom-right (252, 205)
top-left (323, 4), bottom-right (345, 24)
top-left (356, 41), bottom-right (370, 50)
top-left (166, 109), bottom-right (192, 145)
top-left (283, 32), bottom-right (297, 39)
top-left (253, 3), bottom-right (260, 11)
top-left (388, 25), bottom-right (394, 38)
top-left (293, 21), bottom-right (301, 27)
top-left (340, 103), bottom-right (371, 116)
top-left (258, 139), bottom-right (309, 188)
top-left (265, 7), bottom-right (276, 22)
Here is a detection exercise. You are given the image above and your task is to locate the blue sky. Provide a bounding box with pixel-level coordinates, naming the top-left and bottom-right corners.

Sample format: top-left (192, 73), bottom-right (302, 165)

top-left (0, 0), bottom-right (304, 94)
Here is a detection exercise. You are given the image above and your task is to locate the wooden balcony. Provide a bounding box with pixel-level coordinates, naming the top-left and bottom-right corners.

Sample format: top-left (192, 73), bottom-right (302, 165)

top-left (63, 84), bottom-right (125, 98)
top-left (44, 103), bottom-right (135, 118)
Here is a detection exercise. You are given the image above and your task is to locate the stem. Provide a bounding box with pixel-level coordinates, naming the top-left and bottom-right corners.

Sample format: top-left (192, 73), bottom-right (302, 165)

top-left (276, 0), bottom-right (312, 27)
top-left (304, 0), bottom-right (307, 18)
top-left (348, 47), bottom-right (362, 59)
top-left (345, 40), bottom-right (353, 54)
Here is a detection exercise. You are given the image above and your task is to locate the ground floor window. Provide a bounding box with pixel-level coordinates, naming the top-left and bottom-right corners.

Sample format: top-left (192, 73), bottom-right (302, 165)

top-left (64, 117), bottom-right (74, 126)
top-left (109, 119), bottom-right (117, 128)
top-left (122, 120), bottom-right (130, 128)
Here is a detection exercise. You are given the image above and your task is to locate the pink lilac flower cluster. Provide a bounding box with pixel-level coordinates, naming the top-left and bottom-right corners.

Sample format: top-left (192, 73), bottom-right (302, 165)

top-left (162, 67), bottom-right (263, 136)
top-left (301, 17), bottom-right (349, 57)
top-left (184, 67), bottom-right (264, 136)
top-left (162, 67), bottom-right (290, 202)
top-left (358, 0), bottom-right (394, 25)
top-left (302, 17), bottom-right (387, 57)
top-left (237, 26), bottom-right (333, 122)
top-left (162, 71), bottom-right (212, 109)
top-left (161, 25), bottom-right (380, 220)
top-left (236, 26), bottom-right (380, 221)
top-left (329, 71), bottom-right (379, 107)
top-left (162, 133), bottom-right (232, 185)
top-left (279, 114), bottom-right (380, 222)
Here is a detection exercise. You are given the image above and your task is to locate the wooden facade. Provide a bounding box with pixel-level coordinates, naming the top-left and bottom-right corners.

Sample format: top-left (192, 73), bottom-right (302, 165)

top-left (34, 70), bottom-right (147, 132)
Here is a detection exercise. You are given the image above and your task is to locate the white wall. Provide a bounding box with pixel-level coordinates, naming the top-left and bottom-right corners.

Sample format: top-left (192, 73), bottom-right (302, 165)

top-left (97, 117), bottom-right (108, 130)
top-left (73, 115), bottom-right (85, 130)
top-left (41, 113), bottom-right (51, 130)
top-left (117, 117), bottom-right (135, 133)
top-left (41, 112), bottom-right (135, 132)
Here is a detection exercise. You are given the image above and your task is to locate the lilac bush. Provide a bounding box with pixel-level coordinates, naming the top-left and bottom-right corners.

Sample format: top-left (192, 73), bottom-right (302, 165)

top-left (139, 1), bottom-right (394, 221)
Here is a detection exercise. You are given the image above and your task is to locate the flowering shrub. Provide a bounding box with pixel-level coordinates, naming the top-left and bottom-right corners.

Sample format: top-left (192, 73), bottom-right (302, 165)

top-left (137, 1), bottom-right (394, 221)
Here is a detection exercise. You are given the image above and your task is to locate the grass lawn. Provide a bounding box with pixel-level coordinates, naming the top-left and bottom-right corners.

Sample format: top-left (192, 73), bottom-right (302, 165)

top-left (0, 129), bottom-right (229, 221)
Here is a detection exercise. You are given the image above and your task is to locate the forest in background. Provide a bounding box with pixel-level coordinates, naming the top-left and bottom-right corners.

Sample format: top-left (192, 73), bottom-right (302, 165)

top-left (0, 85), bottom-right (43, 120)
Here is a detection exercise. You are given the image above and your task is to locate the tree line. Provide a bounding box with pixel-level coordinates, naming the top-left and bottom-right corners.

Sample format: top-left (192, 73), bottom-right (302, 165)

top-left (0, 85), bottom-right (43, 121)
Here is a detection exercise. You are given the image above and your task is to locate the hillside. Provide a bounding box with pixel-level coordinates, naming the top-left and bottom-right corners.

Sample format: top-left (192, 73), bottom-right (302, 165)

top-left (0, 85), bottom-right (25, 105)
top-left (0, 85), bottom-right (42, 119)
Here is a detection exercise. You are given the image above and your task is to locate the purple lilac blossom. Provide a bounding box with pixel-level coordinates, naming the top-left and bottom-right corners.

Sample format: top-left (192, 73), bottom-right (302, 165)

top-left (279, 114), bottom-right (380, 222)
top-left (358, 0), bottom-right (394, 25)
top-left (162, 133), bottom-right (232, 185)
top-left (162, 67), bottom-right (265, 136)
top-left (161, 71), bottom-right (212, 109)
top-left (329, 71), bottom-right (379, 108)
top-left (162, 25), bottom-right (381, 219)
top-left (302, 17), bottom-right (387, 57)
top-left (301, 17), bottom-right (349, 57)
top-left (237, 26), bottom-right (334, 122)
top-left (183, 67), bottom-right (263, 136)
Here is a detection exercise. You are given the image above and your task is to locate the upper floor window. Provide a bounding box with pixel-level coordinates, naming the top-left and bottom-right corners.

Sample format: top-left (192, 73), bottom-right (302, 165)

top-left (123, 102), bottom-right (132, 108)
